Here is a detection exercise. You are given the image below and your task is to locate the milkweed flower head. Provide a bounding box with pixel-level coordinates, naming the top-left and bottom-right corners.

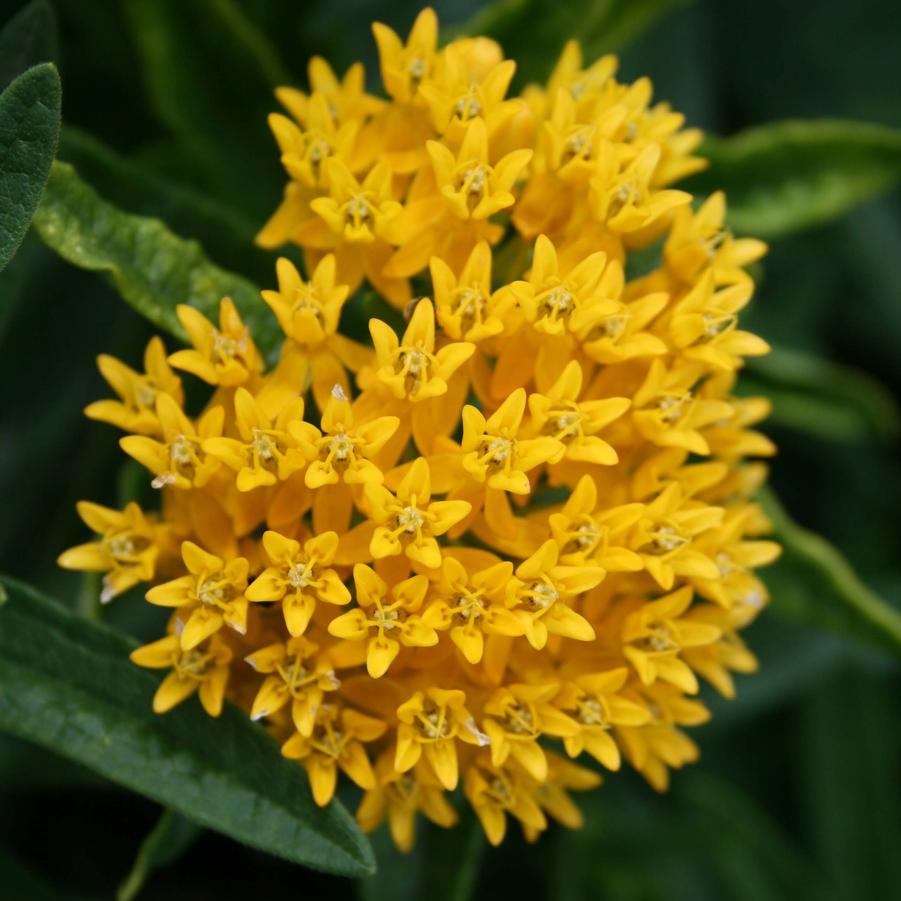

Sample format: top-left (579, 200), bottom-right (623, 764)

top-left (61, 7), bottom-right (780, 850)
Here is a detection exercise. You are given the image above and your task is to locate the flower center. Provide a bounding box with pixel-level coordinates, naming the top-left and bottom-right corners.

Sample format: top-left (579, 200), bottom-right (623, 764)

top-left (657, 393), bottom-right (689, 424)
top-left (176, 648), bottom-right (214, 679)
top-left (649, 524), bottom-right (688, 555)
top-left (502, 703), bottom-right (536, 736)
top-left (288, 561), bottom-right (314, 589)
top-left (373, 606), bottom-right (403, 631)
top-left (416, 702), bottom-right (450, 740)
top-left (454, 590), bottom-right (485, 622)
top-left (395, 505), bottom-right (425, 534)
top-left (106, 532), bottom-right (150, 563)
top-left (252, 429), bottom-right (278, 464)
top-left (526, 580), bottom-right (559, 610)
top-left (577, 696), bottom-right (608, 726)
top-left (197, 574), bottom-right (236, 608)
top-left (564, 520), bottom-right (600, 555)
top-left (453, 91), bottom-right (481, 122)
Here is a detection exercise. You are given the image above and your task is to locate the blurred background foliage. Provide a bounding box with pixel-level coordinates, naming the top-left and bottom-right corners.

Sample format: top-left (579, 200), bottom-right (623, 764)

top-left (0, 0), bottom-right (900, 898)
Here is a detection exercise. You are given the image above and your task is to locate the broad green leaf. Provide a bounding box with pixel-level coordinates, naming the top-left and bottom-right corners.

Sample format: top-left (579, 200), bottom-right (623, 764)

top-left (760, 488), bottom-right (901, 656)
top-left (32, 161), bottom-right (282, 357)
top-left (0, 0), bottom-right (58, 91)
top-left (799, 672), bottom-right (901, 900)
top-left (122, 0), bottom-right (289, 218)
top-left (117, 809), bottom-right (202, 901)
top-left (0, 576), bottom-right (375, 876)
top-left (679, 775), bottom-right (832, 901)
top-left (742, 346), bottom-right (901, 441)
top-left (704, 618), bottom-right (852, 735)
top-left (58, 126), bottom-right (277, 287)
top-left (462, 0), bottom-right (686, 85)
top-left (685, 120), bottom-right (901, 238)
top-left (0, 63), bottom-right (61, 271)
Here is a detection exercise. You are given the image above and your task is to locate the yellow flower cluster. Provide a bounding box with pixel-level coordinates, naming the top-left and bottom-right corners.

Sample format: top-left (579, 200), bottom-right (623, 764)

top-left (60, 8), bottom-right (780, 850)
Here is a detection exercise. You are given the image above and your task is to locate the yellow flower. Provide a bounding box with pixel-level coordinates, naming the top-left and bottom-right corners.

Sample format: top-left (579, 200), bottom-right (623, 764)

top-left (131, 633), bottom-right (232, 716)
top-left (120, 393), bottom-right (224, 490)
top-left (422, 556), bottom-right (524, 664)
top-left (328, 565), bottom-right (437, 677)
top-left (275, 56), bottom-right (384, 129)
top-left (245, 635), bottom-right (340, 734)
top-left (419, 48), bottom-right (520, 141)
top-left (85, 336), bottom-right (182, 435)
top-left (632, 360), bottom-right (734, 456)
top-left (589, 141), bottom-right (691, 232)
top-left (369, 299), bottom-right (474, 402)
top-left (145, 541), bottom-right (250, 649)
top-left (261, 255), bottom-right (373, 411)
top-left (482, 683), bottom-right (580, 780)
top-left (58, 501), bottom-right (162, 603)
top-left (395, 687), bottom-right (487, 790)
top-left (528, 752), bottom-right (602, 838)
top-left (168, 299), bottom-right (261, 387)
top-left (680, 604), bottom-right (759, 698)
top-left (304, 158), bottom-right (408, 304)
top-left (629, 483), bottom-right (723, 590)
top-left (578, 284), bottom-right (669, 364)
top-left (510, 234), bottom-right (618, 338)
top-left (267, 93), bottom-right (359, 191)
top-left (528, 360), bottom-right (630, 466)
top-left (669, 270), bottom-right (771, 371)
top-left (282, 704), bottom-right (387, 806)
top-left (430, 241), bottom-right (515, 343)
top-left (201, 388), bottom-right (306, 491)
top-left (464, 754), bottom-right (548, 846)
top-left (506, 540), bottom-right (602, 649)
top-left (245, 530), bottom-right (350, 636)
top-left (556, 668), bottom-right (651, 769)
top-left (461, 389), bottom-right (558, 494)
top-left (290, 387), bottom-right (399, 488)
top-left (69, 7), bottom-right (782, 851)
top-left (357, 753), bottom-right (458, 852)
top-left (621, 586), bottom-right (722, 693)
top-left (365, 458), bottom-right (471, 568)
top-left (664, 191), bottom-right (768, 286)
top-left (428, 117), bottom-right (532, 222)
top-left (548, 474), bottom-right (644, 571)
top-left (372, 7), bottom-right (439, 103)
top-left (262, 254), bottom-right (345, 345)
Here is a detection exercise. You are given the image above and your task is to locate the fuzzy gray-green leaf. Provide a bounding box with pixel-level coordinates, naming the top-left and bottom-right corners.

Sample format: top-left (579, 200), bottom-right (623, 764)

top-left (0, 63), bottom-right (60, 271)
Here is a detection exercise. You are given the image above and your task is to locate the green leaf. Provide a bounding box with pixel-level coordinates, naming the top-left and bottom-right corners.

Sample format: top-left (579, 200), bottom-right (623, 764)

top-left (0, 63), bottom-right (61, 272)
top-left (799, 672), bottom-right (901, 899)
top-left (0, 576), bottom-right (375, 877)
top-left (0, 0), bottom-right (58, 92)
top-left (760, 488), bottom-right (901, 656)
top-left (122, 0), bottom-right (289, 218)
top-left (57, 126), bottom-right (277, 287)
top-left (679, 774), bottom-right (832, 901)
top-left (684, 120), bottom-right (901, 238)
top-left (31, 161), bottom-right (282, 358)
top-left (461, 0), bottom-right (686, 85)
top-left (117, 809), bottom-right (202, 901)
top-left (742, 346), bottom-right (901, 441)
